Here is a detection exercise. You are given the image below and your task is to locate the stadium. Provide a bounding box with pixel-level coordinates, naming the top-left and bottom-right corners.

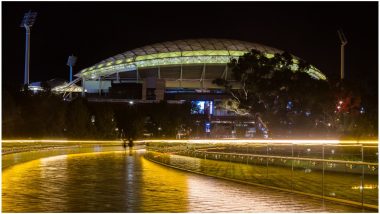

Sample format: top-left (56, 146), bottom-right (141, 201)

top-left (58, 38), bottom-right (326, 138)
top-left (59, 38), bottom-right (325, 98)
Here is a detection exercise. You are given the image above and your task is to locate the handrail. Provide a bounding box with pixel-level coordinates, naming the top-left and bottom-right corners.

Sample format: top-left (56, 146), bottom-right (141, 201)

top-left (192, 150), bottom-right (378, 166)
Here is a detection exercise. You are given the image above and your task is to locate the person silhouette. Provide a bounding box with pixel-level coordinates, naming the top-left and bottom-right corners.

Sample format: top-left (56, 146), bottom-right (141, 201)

top-left (123, 139), bottom-right (127, 149)
top-left (128, 138), bottom-right (134, 148)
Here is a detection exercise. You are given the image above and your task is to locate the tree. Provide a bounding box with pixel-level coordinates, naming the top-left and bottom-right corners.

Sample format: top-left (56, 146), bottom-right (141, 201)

top-left (214, 50), bottom-right (332, 138)
top-left (332, 80), bottom-right (378, 139)
top-left (92, 104), bottom-right (118, 139)
top-left (2, 90), bottom-right (22, 138)
top-left (66, 97), bottom-right (91, 138)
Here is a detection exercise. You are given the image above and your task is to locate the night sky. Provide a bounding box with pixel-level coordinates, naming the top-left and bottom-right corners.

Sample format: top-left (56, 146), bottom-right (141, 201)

top-left (2, 1), bottom-right (378, 89)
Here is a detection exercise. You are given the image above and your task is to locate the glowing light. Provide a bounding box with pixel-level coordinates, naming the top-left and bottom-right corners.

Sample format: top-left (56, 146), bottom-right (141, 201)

top-left (135, 139), bottom-right (378, 145)
top-left (304, 168), bottom-right (312, 173)
top-left (351, 184), bottom-right (378, 190)
top-left (78, 47), bottom-right (327, 81)
top-left (360, 107), bottom-right (365, 114)
top-left (129, 101), bottom-right (134, 105)
top-left (3, 139), bottom-right (378, 145)
top-left (2, 140), bottom-right (123, 143)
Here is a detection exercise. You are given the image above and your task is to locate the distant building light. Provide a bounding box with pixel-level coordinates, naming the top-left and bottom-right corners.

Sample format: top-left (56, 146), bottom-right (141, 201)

top-left (286, 101), bottom-right (293, 110)
top-left (129, 101), bottom-right (134, 105)
top-left (360, 107), bottom-right (365, 114)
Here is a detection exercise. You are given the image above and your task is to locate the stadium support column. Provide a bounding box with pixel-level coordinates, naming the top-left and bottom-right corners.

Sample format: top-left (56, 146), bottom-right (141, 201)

top-left (180, 64), bottom-right (183, 87)
top-left (223, 64), bottom-right (228, 80)
top-left (98, 77), bottom-right (102, 96)
top-left (157, 66), bottom-right (161, 79)
top-left (142, 79), bottom-right (146, 100)
top-left (82, 78), bottom-right (86, 97)
top-left (116, 72), bottom-right (120, 82)
top-left (136, 67), bottom-right (139, 83)
top-left (201, 63), bottom-right (206, 89)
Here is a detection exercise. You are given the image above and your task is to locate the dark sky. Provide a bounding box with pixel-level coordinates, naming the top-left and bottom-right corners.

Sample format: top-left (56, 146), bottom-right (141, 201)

top-left (2, 1), bottom-right (378, 88)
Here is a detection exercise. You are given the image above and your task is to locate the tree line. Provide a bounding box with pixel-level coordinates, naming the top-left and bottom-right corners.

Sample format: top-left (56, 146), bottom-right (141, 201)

top-left (2, 89), bottom-right (191, 140)
top-left (213, 50), bottom-right (378, 139)
top-left (2, 50), bottom-right (377, 140)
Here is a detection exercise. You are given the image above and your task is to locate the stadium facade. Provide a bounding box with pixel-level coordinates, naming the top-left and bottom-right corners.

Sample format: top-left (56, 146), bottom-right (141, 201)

top-left (63, 38), bottom-right (326, 138)
top-left (73, 38), bottom-right (325, 99)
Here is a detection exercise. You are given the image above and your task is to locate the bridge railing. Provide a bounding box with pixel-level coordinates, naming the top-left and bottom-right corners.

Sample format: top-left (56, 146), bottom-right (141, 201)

top-left (145, 141), bottom-right (378, 210)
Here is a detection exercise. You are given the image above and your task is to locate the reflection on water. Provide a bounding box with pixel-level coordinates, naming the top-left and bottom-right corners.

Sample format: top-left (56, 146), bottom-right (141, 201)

top-left (2, 150), bottom-right (370, 212)
top-left (2, 146), bottom-right (125, 169)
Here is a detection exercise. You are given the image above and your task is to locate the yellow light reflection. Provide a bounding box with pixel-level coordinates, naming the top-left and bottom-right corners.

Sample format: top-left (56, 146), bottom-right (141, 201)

top-left (136, 139), bottom-right (378, 145)
top-left (140, 157), bottom-right (189, 212)
top-left (3, 138), bottom-right (378, 145)
top-left (2, 155), bottom-right (68, 212)
top-left (351, 184), bottom-right (378, 190)
top-left (2, 139), bottom-right (122, 143)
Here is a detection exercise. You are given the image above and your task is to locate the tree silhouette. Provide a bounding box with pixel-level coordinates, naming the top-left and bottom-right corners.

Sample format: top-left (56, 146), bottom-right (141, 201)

top-left (214, 49), bottom-right (332, 137)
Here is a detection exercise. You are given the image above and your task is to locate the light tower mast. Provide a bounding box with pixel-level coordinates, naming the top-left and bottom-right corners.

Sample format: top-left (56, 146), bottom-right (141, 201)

top-left (67, 55), bottom-right (78, 82)
top-left (337, 29), bottom-right (348, 80)
top-left (20, 10), bottom-right (37, 86)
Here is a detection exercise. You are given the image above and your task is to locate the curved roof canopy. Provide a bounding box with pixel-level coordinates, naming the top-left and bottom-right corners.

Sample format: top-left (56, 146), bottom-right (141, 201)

top-left (77, 38), bottom-right (326, 80)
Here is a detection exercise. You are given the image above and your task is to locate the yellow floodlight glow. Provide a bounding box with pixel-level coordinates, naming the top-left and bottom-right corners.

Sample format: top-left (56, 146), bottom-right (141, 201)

top-left (351, 184), bottom-right (378, 190)
top-left (2, 140), bottom-right (123, 143)
top-left (2, 139), bottom-right (378, 145)
top-left (134, 139), bottom-right (378, 145)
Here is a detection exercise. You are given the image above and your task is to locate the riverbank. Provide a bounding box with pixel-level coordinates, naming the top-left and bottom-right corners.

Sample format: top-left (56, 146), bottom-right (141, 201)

top-left (1, 140), bottom-right (127, 154)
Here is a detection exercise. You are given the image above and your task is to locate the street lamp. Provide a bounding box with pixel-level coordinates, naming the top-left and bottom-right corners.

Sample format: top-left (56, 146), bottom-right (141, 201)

top-left (20, 10), bottom-right (37, 86)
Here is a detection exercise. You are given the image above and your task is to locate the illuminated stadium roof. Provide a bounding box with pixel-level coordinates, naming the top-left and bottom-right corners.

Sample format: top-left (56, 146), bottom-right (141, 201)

top-left (77, 38), bottom-right (326, 80)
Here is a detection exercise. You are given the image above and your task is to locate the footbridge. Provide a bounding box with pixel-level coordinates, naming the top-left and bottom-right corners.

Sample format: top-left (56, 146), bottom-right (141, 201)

top-left (141, 139), bottom-right (378, 211)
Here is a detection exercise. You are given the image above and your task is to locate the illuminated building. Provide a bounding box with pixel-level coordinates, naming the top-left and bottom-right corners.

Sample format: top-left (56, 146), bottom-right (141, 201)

top-left (74, 38), bottom-right (325, 99)
top-left (69, 38), bottom-right (326, 138)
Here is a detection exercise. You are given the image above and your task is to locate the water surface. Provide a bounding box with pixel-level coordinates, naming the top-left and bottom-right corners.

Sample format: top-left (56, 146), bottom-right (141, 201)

top-left (2, 150), bottom-right (370, 212)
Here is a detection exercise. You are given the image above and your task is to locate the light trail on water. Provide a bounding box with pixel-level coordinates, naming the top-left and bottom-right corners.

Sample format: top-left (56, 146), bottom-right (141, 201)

top-left (3, 139), bottom-right (378, 145)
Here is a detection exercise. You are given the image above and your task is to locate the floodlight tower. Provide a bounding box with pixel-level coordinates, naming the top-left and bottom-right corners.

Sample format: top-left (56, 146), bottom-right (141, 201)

top-left (67, 55), bottom-right (78, 82)
top-left (20, 10), bottom-right (37, 86)
top-left (338, 29), bottom-right (348, 80)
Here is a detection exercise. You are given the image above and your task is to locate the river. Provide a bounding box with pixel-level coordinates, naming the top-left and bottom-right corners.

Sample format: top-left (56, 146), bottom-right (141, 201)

top-left (2, 147), bottom-right (370, 212)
